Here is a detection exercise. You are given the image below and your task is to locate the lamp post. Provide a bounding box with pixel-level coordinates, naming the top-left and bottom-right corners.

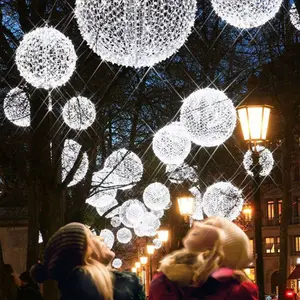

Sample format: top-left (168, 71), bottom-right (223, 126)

top-left (147, 245), bottom-right (155, 281)
top-left (237, 104), bottom-right (272, 300)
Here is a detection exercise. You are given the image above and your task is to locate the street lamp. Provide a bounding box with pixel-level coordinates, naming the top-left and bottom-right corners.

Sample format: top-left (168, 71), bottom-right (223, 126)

top-left (177, 189), bottom-right (195, 221)
top-left (147, 245), bottom-right (155, 281)
top-left (242, 205), bottom-right (252, 222)
top-left (135, 262), bottom-right (141, 269)
top-left (157, 230), bottom-right (169, 243)
top-left (132, 267), bottom-right (137, 273)
top-left (140, 256), bottom-right (148, 265)
top-left (237, 104), bottom-right (272, 300)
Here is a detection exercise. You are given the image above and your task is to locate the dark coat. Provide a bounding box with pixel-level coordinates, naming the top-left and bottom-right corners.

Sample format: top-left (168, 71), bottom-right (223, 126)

top-left (17, 284), bottom-right (43, 300)
top-left (59, 268), bottom-right (145, 300)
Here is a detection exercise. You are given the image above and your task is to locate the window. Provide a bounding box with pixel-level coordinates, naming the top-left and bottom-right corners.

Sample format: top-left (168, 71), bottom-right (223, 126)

top-left (267, 201), bottom-right (275, 220)
top-left (278, 200), bottom-right (282, 216)
top-left (249, 239), bottom-right (254, 253)
top-left (265, 237), bottom-right (280, 254)
top-left (295, 237), bottom-right (300, 253)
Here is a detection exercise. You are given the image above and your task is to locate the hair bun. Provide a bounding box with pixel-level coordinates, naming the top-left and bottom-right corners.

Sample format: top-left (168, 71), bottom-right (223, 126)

top-left (30, 263), bottom-right (48, 283)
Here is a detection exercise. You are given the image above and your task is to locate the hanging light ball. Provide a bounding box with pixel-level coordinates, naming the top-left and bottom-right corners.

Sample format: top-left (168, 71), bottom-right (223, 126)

top-left (189, 186), bottom-right (203, 221)
top-left (95, 199), bottom-right (118, 216)
top-left (180, 88), bottom-right (236, 147)
top-left (243, 146), bottom-right (274, 177)
top-left (203, 182), bottom-right (244, 221)
top-left (62, 139), bottom-right (89, 187)
top-left (153, 238), bottom-right (162, 249)
top-left (166, 163), bottom-right (198, 184)
top-left (106, 207), bottom-right (120, 219)
top-left (117, 228), bottom-right (132, 244)
top-left (290, 3), bottom-right (300, 31)
top-left (135, 212), bottom-right (161, 237)
top-left (104, 149), bottom-right (143, 188)
top-left (75, 0), bottom-right (197, 68)
top-left (120, 199), bottom-right (147, 228)
top-left (4, 88), bottom-right (31, 127)
top-left (153, 122), bottom-right (191, 165)
top-left (143, 182), bottom-right (170, 211)
top-left (112, 258), bottom-right (122, 269)
top-left (100, 229), bottom-right (115, 249)
top-left (63, 96), bottom-right (96, 130)
top-left (151, 210), bottom-right (164, 219)
top-left (211, 0), bottom-right (283, 29)
top-left (111, 216), bottom-right (121, 228)
top-left (16, 27), bottom-right (77, 89)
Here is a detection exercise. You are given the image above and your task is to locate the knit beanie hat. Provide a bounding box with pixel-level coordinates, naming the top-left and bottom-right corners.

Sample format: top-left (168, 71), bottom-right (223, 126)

top-left (30, 223), bottom-right (87, 283)
top-left (183, 216), bottom-right (252, 270)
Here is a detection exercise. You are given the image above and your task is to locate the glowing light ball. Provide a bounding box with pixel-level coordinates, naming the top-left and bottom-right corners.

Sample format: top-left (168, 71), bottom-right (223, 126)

top-left (63, 96), bottom-right (96, 130)
top-left (104, 149), bottom-right (143, 187)
top-left (143, 182), bottom-right (170, 211)
top-left (95, 199), bottom-right (118, 216)
top-left (136, 212), bottom-right (161, 237)
top-left (190, 186), bottom-right (203, 221)
top-left (16, 27), bottom-right (77, 89)
top-left (62, 139), bottom-right (89, 187)
top-left (243, 146), bottom-right (274, 177)
top-left (290, 4), bottom-right (300, 31)
top-left (120, 199), bottom-right (147, 228)
top-left (211, 0), bottom-right (283, 29)
top-left (100, 229), bottom-right (115, 249)
top-left (75, 0), bottom-right (197, 68)
top-left (4, 88), bottom-right (30, 127)
top-left (111, 216), bottom-right (121, 228)
top-left (106, 207), bottom-right (120, 218)
top-left (92, 168), bottom-right (119, 189)
top-left (180, 88), bottom-right (236, 147)
top-left (117, 228), bottom-right (132, 244)
top-left (166, 163), bottom-right (198, 184)
top-left (203, 182), bottom-right (244, 221)
top-left (112, 258), bottom-right (122, 269)
top-left (153, 238), bottom-right (162, 249)
top-left (153, 122), bottom-right (191, 165)
top-left (152, 210), bottom-right (164, 219)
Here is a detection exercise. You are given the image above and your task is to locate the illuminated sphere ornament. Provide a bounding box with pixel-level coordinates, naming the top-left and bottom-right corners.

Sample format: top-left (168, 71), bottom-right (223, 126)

top-left (153, 238), bottom-right (162, 249)
top-left (166, 163), bottom-right (198, 184)
top-left (143, 182), bottom-right (170, 211)
top-left (112, 258), bottom-right (122, 269)
top-left (75, 0), bottom-right (197, 68)
top-left (63, 96), bottom-right (96, 130)
top-left (153, 122), bottom-right (191, 165)
top-left (290, 4), bottom-right (300, 31)
top-left (95, 199), bottom-right (118, 216)
top-left (120, 199), bottom-right (147, 228)
top-left (243, 146), bottom-right (274, 177)
top-left (152, 210), bottom-right (164, 219)
top-left (117, 228), bottom-right (132, 244)
top-left (111, 216), bottom-right (121, 228)
top-left (104, 149), bottom-right (143, 187)
top-left (211, 0), bottom-right (283, 29)
top-left (190, 186), bottom-right (203, 221)
top-left (100, 229), bottom-right (115, 249)
top-left (106, 207), bottom-right (120, 219)
top-left (180, 88), bottom-right (236, 147)
top-left (16, 27), bottom-right (77, 89)
top-left (135, 212), bottom-right (161, 237)
top-left (4, 88), bottom-right (31, 127)
top-left (62, 139), bottom-right (89, 187)
top-left (203, 182), bottom-right (244, 221)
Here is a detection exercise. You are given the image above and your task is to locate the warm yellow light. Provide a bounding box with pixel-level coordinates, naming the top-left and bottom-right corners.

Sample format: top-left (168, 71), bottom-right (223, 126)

top-left (237, 105), bottom-right (272, 143)
top-left (157, 230), bottom-right (169, 242)
top-left (243, 206), bottom-right (252, 221)
top-left (244, 268), bottom-right (251, 275)
top-left (147, 245), bottom-right (155, 255)
top-left (132, 267), bottom-right (137, 273)
top-left (177, 196), bottom-right (195, 216)
top-left (297, 258), bottom-right (300, 265)
top-left (135, 262), bottom-right (141, 269)
top-left (140, 256), bottom-right (148, 265)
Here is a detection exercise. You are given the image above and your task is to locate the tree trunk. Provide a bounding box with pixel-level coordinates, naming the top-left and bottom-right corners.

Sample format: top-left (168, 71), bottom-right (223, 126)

top-left (0, 241), bottom-right (7, 300)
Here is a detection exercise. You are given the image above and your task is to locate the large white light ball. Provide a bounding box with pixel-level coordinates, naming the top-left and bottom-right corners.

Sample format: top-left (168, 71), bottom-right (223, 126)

top-left (290, 4), bottom-right (300, 31)
top-left (203, 182), bottom-right (244, 221)
top-left (4, 88), bottom-right (31, 127)
top-left (166, 163), bottom-right (198, 184)
top-left (120, 199), bottom-right (147, 228)
top-left (112, 258), bottom-right (122, 269)
top-left (243, 146), bottom-right (274, 177)
top-left (100, 229), bottom-right (115, 249)
top-left (111, 216), bottom-right (121, 228)
top-left (16, 27), bottom-right (77, 89)
top-left (153, 122), bottom-right (191, 165)
top-left (143, 182), bottom-right (170, 211)
top-left (211, 0), bottom-right (283, 29)
top-left (63, 96), bottom-right (96, 130)
top-left (104, 149), bottom-right (143, 188)
top-left (95, 199), bottom-right (118, 216)
top-left (62, 139), bottom-right (89, 187)
top-left (117, 228), bottom-right (132, 244)
top-left (135, 212), bottom-right (161, 237)
top-left (180, 88), bottom-right (236, 147)
top-left (190, 186), bottom-right (203, 221)
top-left (75, 0), bottom-right (197, 68)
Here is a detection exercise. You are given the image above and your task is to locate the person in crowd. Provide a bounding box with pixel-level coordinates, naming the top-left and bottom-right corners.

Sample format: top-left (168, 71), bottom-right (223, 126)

top-left (30, 222), bottom-right (144, 300)
top-left (149, 216), bottom-right (258, 300)
top-left (3, 264), bottom-right (19, 300)
top-left (17, 271), bottom-right (43, 300)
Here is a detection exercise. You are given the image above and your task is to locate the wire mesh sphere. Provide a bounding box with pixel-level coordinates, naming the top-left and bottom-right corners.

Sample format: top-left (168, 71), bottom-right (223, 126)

top-left (16, 27), bottom-right (77, 89)
top-left (153, 238), bottom-right (162, 249)
top-left (117, 228), bottom-right (132, 244)
top-left (180, 88), bottom-right (236, 147)
top-left (92, 168), bottom-right (120, 190)
top-left (75, 0), bottom-right (197, 68)
top-left (190, 186), bottom-right (203, 221)
top-left (112, 258), bottom-right (122, 269)
top-left (211, 0), bottom-right (283, 29)
top-left (290, 4), bottom-right (300, 31)
top-left (135, 212), bottom-right (161, 237)
top-left (203, 182), bottom-right (244, 221)
top-left (151, 210), bottom-right (164, 219)
top-left (104, 149), bottom-right (143, 187)
top-left (143, 182), bottom-right (170, 211)
top-left (4, 88), bottom-right (31, 127)
top-left (95, 199), bottom-right (118, 216)
top-left (153, 122), bottom-right (191, 165)
top-left (166, 163), bottom-right (198, 184)
top-left (62, 139), bottom-right (89, 187)
top-left (111, 216), bottom-right (121, 228)
top-left (106, 207), bottom-right (120, 219)
top-left (63, 96), bottom-right (96, 130)
top-left (243, 146), bottom-right (274, 177)
top-left (100, 229), bottom-right (115, 249)
top-left (120, 199), bottom-right (147, 228)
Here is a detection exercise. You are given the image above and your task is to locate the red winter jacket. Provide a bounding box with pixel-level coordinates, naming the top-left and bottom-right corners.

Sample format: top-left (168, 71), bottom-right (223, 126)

top-left (149, 268), bottom-right (258, 300)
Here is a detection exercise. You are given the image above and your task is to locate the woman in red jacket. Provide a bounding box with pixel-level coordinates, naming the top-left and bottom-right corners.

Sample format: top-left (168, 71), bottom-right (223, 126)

top-left (149, 216), bottom-right (258, 300)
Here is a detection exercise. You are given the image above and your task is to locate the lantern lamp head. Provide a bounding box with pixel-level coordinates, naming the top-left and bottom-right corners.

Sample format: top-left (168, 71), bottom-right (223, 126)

top-left (157, 230), bottom-right (169, 242)
top-left (177, 189), bottom-right (195, 217)
top-left (140, 256), bottom-right (148, 265)
top-left (147, 245), bottom-right (155, 255)
top-left (135, 262), bottom-right (141, 269)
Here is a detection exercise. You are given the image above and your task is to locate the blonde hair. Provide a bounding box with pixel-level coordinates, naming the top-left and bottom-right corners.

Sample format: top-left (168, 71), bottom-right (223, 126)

top-left (82, 229), bottom-right (114, 300)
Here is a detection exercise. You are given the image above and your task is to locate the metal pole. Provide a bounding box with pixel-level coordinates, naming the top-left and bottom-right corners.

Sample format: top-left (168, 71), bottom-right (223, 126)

top-left (149, 255), bottom-right (153, 281)
top-left (253, 151), bottom-right (265, 300)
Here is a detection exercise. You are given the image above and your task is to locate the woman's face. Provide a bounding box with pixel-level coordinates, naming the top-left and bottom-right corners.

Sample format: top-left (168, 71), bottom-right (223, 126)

top-left (90, 235), bottom-right (115, 266)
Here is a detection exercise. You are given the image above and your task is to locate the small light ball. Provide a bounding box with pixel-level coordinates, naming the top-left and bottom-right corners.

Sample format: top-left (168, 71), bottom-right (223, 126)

top-left (117, 228), bottom-right (132, 244)
top-left (180, 88), bottom-right (236, 147)
top-left (63, 96), bottom-right (96, 130)
top-left (120, 199), bottom-right (147, 228)
top-left (112, 258), bottom-right (122, 269)
top-left (16, 27), bottom-right (77, 89)
top-left (4, 88), bottom-right (30, 127)
top-left (290, 3), bottom-right (300, 31)
top-left (153, 122), bottom-right (191, 165)
top-left (135, 212), bottom-right (161, 237)
top-left (111, 216), bottom-right (121, 228)
top-left (143, 182), bottom-right (170, 211)
top-left (153, 238), bottom-right (162, 249)
top-left (166, 163), bottom-right (198, 184)
top-left (100, 229), bottom-right (115, 249)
